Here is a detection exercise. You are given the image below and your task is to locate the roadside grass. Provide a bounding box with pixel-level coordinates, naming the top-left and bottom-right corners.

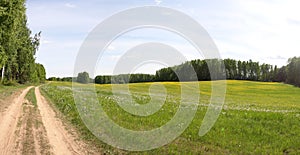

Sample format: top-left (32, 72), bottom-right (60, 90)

top-left (0, 84), bottom-right (29, 113)
top-left (25, 87), bottom-right (37, 107)
top-left (41, 80), bottom-right (300, 154)
top-left (0, 84), bottom-right (27, 100)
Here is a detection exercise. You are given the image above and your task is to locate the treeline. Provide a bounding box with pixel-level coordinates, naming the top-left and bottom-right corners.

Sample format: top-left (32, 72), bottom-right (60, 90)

top-left (95, 74), bottom-right (155, 84)
top-left (93, 58), bottom-right (300, 87)
top-left (155, 58), bottom-right (299, 84)
top-left (93, 59), bottom-right (281, 84)
top-left (47, 73), bottom-right (93, 83)
top-left (0, 0), bottom-right (45, 84)
top-left (48, 77), bottom-right (74, 82)
top-left (48, 73), bottom-right (154, 84)
top-left (155, 59), bottom-right (282, 82)
top-left (53, 57), bottom-right (300, 88)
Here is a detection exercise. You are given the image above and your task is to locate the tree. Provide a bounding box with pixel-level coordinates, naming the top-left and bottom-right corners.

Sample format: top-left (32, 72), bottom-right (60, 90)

top-left (286, 57), bottom-right (300, 87)
top-left (224, 59), bottom-right (237, 79)
top-left (77, 72), bottom-right (90, 84)
top-left (61, 77), bottom-right (72, 82)
top-left (35, 63), bottom-right (46, 83)
top-left (48, 77), bottom-right (58, 81)
top-left (237, 60), bottom-right (242, 80)
top-left (0, 0), bottom-right (44, 84)
top-left (241, 61), bottom-right (247, 80)
top-left (0, 47), bottom-right (7, 82)
top-left (274, 66), bottom-right (286, 82)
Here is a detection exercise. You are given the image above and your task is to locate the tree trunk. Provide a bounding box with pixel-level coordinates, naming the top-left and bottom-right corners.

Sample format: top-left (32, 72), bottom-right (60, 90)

top-left (1, 65), bottom-right (4, 83)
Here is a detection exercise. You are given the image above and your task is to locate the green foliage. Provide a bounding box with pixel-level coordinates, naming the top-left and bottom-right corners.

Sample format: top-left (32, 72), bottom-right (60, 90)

top-left (47, 77), bottom-right (74, 82)
top-left (0, 0), bottom-right (45, 84)
top-left (95, 74), bottom-right (155, 84)
top-left (156, 59), bottom-right (277, 82)
top-left (76, 72), bottom-right (90, 84)
top-left (47, 77), bottom-right (58, 81)
top-left (0, 84), bottom-right (26, 99)
top-left (35, 63), bottom-right (46, 83)
top-left (41, 81), bottom-right (300, 154)
top-left (3, 79), bottom-right (20, 86)
top-left (92, 58), bottom-right (291, 84)
top-left (0, 46), bottom-right (7, 68)
top-left (61, 77), bottom-right (73, 82)
top-left (286, 57), bottom-right (300, 87)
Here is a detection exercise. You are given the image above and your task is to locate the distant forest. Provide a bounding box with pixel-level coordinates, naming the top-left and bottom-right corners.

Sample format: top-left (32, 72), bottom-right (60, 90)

top-left (0, 0), bottom-right (46, 84)
top-left (50, 57), bottom-right (300, 88)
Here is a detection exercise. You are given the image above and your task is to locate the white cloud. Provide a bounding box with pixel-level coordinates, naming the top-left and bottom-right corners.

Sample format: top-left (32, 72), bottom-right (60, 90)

top-left (194, 0), bottom-right (300, 67)
top-left (64, 3), bottom-right (76, 8)
top-left (154, 0), bottom-right (162, 5)
top-left (267, 55), bottom-right (286, 60)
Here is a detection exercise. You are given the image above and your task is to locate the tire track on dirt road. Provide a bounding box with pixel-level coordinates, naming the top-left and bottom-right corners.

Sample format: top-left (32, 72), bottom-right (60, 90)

top-left (35, 87), bottom-right (84, 155)
top-left (0, 86), bottom-right (33, 155)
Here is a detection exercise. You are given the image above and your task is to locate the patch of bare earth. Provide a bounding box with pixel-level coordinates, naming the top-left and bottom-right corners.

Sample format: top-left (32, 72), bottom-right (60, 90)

top-left (0, 86), bottom-right (33, 154)
top-left (14, 99), bottom-right (52, 155)
top-left (35, 87), bottom-right (90, 155)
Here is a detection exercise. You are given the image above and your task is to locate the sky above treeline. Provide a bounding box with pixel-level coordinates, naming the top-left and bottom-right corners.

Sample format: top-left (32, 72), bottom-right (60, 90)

top-left (26, 0), bottom-right (300, 78)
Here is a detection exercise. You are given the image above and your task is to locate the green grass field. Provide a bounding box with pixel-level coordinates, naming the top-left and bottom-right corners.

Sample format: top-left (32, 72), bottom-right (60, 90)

top-left (40, 80), bottom-right (300, 154)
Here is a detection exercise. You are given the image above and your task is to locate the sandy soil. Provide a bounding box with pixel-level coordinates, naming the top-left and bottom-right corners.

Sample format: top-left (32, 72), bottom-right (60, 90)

top-left (0, 86), bottom-right (94, 155)
top-left (35, 87), bottom-right (85, 155)
top-left (0, 86), bottom-right (33, 154)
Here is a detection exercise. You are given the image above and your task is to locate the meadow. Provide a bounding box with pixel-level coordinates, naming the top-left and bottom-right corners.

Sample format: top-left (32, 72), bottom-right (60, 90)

top-left (40, 80), bottom-right (300, 154)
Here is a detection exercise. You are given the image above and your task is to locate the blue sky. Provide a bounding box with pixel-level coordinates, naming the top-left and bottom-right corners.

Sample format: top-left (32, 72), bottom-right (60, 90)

top-left (26, 0), bottom-right (300, 77)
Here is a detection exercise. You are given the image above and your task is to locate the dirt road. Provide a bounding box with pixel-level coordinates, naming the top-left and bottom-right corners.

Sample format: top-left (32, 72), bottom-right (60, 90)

top-left (0, 86), bottom-right (89, 155)
top-left (0, 86), bottom-right (33, 154)
top-left (35, 87), bottom-right (83, 155)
